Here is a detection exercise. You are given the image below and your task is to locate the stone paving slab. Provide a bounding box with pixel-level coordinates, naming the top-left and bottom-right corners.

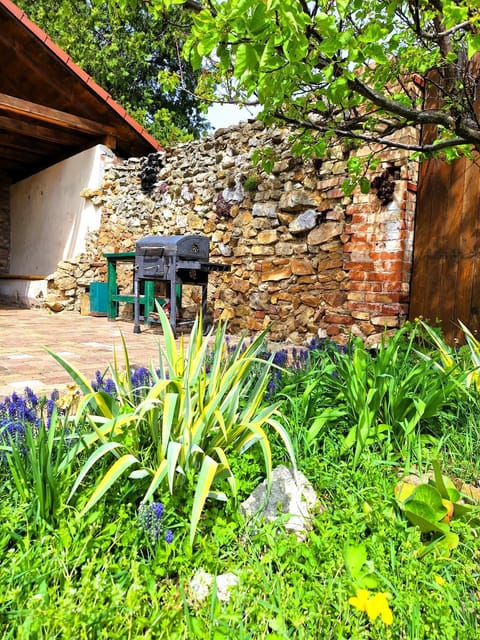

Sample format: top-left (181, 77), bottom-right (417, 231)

top-left (0, 307), bottom-right (174, 399)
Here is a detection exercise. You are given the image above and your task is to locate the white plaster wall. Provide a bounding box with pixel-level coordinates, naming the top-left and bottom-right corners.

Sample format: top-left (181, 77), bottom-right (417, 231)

top-left (9, 145), bottom-right (111, 275)
top-left (0, 279), bottom-right (47, 305)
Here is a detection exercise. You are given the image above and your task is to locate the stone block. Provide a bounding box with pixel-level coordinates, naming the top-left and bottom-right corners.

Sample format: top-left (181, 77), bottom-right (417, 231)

top-left (252, 202), bottom-right (277, 218)
top-left (230, 277), bottom-right (250, 294)
top-left (307, 222), bottom-right (343, 245)
top-left (291, 258), bottom-right (314, 276)
top-left (257, 229), bottom-right (278, 244)
top-left (322, 291), bottom-right (347, 307)
top-left (252, 245), bottom-right (275, 256)
top-left (261, 265), bottom-right (292, 282)
top-left (300, 294), bottom-right (321, 307)
top-left (288, 209), bottom-right (318, 234)
top-left (275, 242), bottom-right (294, 257)
top-left (371, 315), bottom-right (399, 327)
top-left (279, 190), bottom-right (318, 211)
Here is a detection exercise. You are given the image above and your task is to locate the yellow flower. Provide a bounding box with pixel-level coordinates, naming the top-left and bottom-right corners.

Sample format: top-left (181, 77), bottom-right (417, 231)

top-left (434, 575), bottom-right (445, 586)
top-left (365, 592), bottom-right (393, 626)
top-left (56, 383), bottom-right (80, 411)
top-left (349, 589), bottom-right (370, 613)
top-left (349, 589), bottom-right (393, 626)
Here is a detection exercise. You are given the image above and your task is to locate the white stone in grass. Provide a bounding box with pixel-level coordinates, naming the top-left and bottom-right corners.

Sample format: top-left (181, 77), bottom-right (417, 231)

top-left (240, 465), bottom-right (320, 540)
top-left (188, 569), bottom-right (239, 605)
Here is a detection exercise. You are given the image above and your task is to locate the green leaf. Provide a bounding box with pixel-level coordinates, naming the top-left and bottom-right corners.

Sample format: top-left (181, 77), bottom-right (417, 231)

top-left (359, 177), bottom-right (370, 194)
top-left (190, 455), bottom-right (219, 547)
top-left (234, 43), bottom-right (259, 79)
top-left (307, 408), bottom-right (347, 442)
top-left (365, 43), bottom-right (388, 64)
top-left (167, 441), bottom-right (183, 494)
top-left (143, 459), bottom-right (168, 503)
top-left (80, 454), bottom-right (140, 515)
top-left (155, 302), bottom-right (179, 372)
top-left (67, 441), bottom-right (125, 503)
top-left (343, 542), bottom-right (367, 579)
top-left (432, 459), bottom-right (460, 502)
top-left (45, 348), bottom-right (94, 396)
top-left (403, 507), bottom-right (450, 535)
top-left (162, 393), bottom-right (179, 457)
top-left (405, 484), bottom-right (448, 520)
top-left (417, 531), bottom-right (459, 558)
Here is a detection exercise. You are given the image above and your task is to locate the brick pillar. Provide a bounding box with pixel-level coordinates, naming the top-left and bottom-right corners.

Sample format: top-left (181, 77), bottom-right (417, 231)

top-left (343, 162), bottom-right (417, 339)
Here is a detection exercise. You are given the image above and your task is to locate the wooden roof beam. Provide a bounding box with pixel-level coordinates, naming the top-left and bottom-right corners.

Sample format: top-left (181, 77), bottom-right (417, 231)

top-left (0, 136), bottom-right (55, 156)
top-left (0, 92), bottom-right (117, 136)
top-left (0, 114), bottom-right (86, 146)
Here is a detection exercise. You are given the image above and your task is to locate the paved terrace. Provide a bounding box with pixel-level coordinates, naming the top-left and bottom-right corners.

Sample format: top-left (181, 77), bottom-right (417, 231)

top-left (0, 306), bottom-right (172, 400)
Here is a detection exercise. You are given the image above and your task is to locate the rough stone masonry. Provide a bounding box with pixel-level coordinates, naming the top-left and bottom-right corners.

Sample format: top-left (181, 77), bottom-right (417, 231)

top-left (45, 120), bottom-right (418, 345)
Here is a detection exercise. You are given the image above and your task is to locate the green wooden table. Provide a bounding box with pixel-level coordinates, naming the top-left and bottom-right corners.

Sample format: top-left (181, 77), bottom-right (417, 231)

top-left (104, 252), bottom-right (156, 323)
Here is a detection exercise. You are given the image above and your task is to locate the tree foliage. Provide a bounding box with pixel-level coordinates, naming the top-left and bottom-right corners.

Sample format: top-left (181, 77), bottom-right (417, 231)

top-left (119, 0), bottom-right (480, 162)
top-left (16, 0), bottom-right (209, 143)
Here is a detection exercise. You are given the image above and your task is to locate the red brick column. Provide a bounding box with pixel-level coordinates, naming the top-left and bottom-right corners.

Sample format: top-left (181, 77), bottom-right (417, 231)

top-left (343, 165), bottom-right (417, 340)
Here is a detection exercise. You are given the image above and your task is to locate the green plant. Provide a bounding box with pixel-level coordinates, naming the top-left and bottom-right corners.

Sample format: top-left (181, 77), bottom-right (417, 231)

top-left (395, 460), bottom-right (480, 557)
top-left (50, 307), bottom-right (296, 546)
top-left (242, 173), bottom-right (261, 192)
top-left (418, 319), bottom-right (480, 393)
top-left (2, 423), bottom-right (480, 638)
top-left (2, 407), bottom-right (75, 527)
top-left (272, 343), bottom-right (345, 457)
top-left (318, 325), bottom-right (457, 467)
top-left (343, 541), bottom-right (379, 592)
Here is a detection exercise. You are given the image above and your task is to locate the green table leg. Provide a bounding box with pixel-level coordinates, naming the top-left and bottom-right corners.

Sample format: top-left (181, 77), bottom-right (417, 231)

top-left (144, 280), bottom-right (155, 324)
top-left (107, 259), bottom-right (118, 320)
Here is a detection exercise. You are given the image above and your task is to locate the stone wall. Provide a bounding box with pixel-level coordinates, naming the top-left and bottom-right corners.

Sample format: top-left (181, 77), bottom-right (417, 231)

top-left (0, 172), bottom-right (11, 273)
top-left (45, 121), bottom-right (418, 344)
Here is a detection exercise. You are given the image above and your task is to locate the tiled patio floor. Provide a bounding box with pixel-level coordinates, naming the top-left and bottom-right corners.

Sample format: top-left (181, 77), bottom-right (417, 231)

top-left (0, 306), bottom-right (172, 399)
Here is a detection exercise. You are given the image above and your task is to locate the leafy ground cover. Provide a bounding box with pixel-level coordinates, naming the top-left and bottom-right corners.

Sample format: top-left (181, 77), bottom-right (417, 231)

top-left (1, 314), bottom-right (479, 639)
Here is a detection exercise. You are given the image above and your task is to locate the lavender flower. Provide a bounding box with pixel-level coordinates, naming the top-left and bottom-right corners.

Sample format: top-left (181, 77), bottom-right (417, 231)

top-left (91, 367), bottom-right (153, 399)
top-left (0, 387), bottom-right (59, 457)
top-left (138, 501), bottom-right (174, 544)
top-left (92, 370), bottom-right (117, 394)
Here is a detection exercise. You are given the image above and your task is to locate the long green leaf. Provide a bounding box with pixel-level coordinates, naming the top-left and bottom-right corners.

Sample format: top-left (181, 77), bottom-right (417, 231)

top-left (119, 331), bottom-right (133, 399)
top-left (67, 441), bottom-right (125, 503)
top-left (45, 348), bottom-right (94, 396)
top-left (212, 446), bottom-right (236, 498)
top-left (140, 379), bottom-right (175, 405)
top-left (80, 454), bottom-right (140, 515)
top-left (161, 393), bottom-right (178, 455)
top-left (167, 440), bottom-right (183, 493)
top-left (156, 302), bottom-right (179, 373)
top-left (264, 415), bottom-right (296, 468)
top-left (190, 455), bottom-right (218, 547)
top-left (143, 459), bottom-right (168, 503)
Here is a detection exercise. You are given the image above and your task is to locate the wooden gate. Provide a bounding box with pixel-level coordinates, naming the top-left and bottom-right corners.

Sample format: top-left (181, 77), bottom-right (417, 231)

top-left (409, 155), bottom-right (480, 344)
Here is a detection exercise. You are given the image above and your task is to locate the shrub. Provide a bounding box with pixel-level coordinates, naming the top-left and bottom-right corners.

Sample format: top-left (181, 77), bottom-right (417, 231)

top-left (48, 308), bottom-right (296, 546)
top-left (305, 324), bottom-right (458, 466)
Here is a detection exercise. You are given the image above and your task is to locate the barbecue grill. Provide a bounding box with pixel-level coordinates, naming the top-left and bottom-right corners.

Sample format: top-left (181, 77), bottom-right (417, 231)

top-left (133, 234), bottom-right (230, 334)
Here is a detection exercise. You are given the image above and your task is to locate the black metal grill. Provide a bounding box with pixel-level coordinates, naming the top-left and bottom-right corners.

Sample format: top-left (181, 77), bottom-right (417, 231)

top-left (133, 234), bottom-right (230, 334)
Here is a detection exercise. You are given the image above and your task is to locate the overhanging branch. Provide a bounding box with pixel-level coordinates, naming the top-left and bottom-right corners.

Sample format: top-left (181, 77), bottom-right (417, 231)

top-left (275, 111), bottom-right (471, 154)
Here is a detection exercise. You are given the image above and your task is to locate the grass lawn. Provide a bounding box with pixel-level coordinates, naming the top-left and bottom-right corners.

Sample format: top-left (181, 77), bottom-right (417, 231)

top-left (1, 315), bottom-right (479, 639)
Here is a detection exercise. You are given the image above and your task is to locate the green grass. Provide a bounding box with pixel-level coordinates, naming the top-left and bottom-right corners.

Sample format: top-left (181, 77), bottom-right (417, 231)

top-left (1, 320), bottom-right (480, 638)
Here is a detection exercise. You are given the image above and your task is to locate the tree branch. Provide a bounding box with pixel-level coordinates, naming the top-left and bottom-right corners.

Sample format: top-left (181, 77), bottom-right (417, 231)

top-left (275, 111), bottom-right (472, 154)
top-left (350, 77), bottom-right (456, 128)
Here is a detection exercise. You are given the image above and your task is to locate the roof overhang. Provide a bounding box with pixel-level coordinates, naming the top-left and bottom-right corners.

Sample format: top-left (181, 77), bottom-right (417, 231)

top-left (0, 0), bottom-right (162, 182)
